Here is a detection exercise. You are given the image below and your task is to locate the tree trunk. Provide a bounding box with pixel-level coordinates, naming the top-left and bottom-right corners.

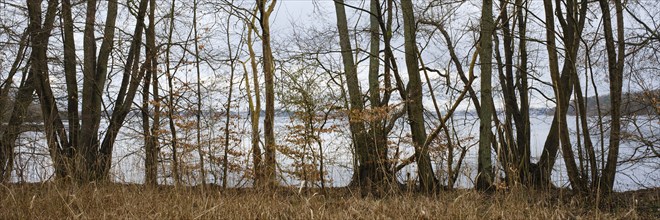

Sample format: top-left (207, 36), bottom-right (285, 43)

top-left (222, 14), bottom-right (238, 188)
top-left (367, 0), bottom-right (393, 188)
top-left (165, 0), bottom-right (180, 186)
top-left (334, 0), bottom-right (382, 194)
top-left (257, 0), bottom-right (277, 187)
top-left (141, 53), bottom-right (154, 185)
top-left (539, 0), bottom-right (587, 192)
top-left (192, 0), bottom-right (207, 186)
top-left (61, 0), bottom-right (80, 164)
top-left (245, 16), bottom-right (263, 185)
top-left (476, 0), bottom-right (495, 191)
top-left (97, 0), bottom-right (150, 180)
top-left (598, 0), bottom-right (625, 194)
top-left (401, 0), bottom-right (436, 192)
top-left (143, 0), bottom-right (159, 186)
top-left (515, 0), bottom-right (531, 185)
top-left (78, 0), bottom-right (118, 181)
top-left (0, 72), bottom-right (36, 182)
top-left (0, 31), bottom-right (30, 182)
top-left (493, 0), bottom-right (530, 186)
top-left (28, 0), bottom-right (72, 181)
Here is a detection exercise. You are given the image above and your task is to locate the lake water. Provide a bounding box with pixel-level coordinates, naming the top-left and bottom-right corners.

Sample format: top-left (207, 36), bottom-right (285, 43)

top-left (9, 114), bottom-right (659, 191)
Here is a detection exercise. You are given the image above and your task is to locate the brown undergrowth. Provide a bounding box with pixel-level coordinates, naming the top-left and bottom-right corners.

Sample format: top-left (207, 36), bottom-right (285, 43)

top-left (0, 183), bottom-right (657, 219)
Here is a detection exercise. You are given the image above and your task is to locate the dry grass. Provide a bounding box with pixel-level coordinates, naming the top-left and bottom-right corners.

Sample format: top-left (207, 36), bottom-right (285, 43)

top-left (0, 183), bottom-right (657, 219)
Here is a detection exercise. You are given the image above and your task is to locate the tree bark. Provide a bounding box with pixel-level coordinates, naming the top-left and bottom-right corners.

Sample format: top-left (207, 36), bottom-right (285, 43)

top-left (97, 0), bottom-right (150, 180)
top-left (539, 0), bottom-right (587, 192)
top-left (28, 0), bottom-right (72, 180)
top-left (0, 31), bottom-right (30, 182)
top-left (245, 18), bottom-right (263, 184)
top-left (476, 0), bottom-right (495, 191)
top-left (257, 0), bottom-right (277, 187)
top-left (0, 72), bottom-right (35, 182)
top-left (193, 0), bottom-right (207, 186)
top-left (143, 0), bottom-right (159, 186)
top-left (598, 0), bottom-right (625, 193)
top-left (78, 0), bottom-right (119, 182)
top-left (165, 0), bottom-right (180, 186)
top-left (61, 0), bottom-right (79, 162)
top-left (401, 0), bottom-right (437, 192)
top-left (334, 0), bottom-right (382, 194)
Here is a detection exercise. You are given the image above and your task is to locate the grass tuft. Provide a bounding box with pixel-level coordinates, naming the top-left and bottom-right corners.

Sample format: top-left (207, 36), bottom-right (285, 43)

top-left (1, 183), bottom-right (657, 219)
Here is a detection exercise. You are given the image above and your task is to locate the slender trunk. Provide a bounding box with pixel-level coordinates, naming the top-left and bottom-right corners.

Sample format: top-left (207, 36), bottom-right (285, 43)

top-left (368, 0), bottom-right (381, 109)
top-left (144, 0), bottom-right (159, 186)
top-left (165, 0), bottom-right (180, 186)
top-left (494, 0), bottom-right (529, 185)
top-left (142, 53), bottom-right (154, 185)
top-left (245, 15), bottom-right (263, 185)
top-left (584, 45), bottom-right (601, 188)
top-left (0, 32), bottom-right (30, 181)
top-left (222, 70), bottom-right (235, 188)
top-left (599, 0), bottom-right (625, 193)
top-left (401, 0), bottom-right (436, 192)
top-left (540, 0), bottom-right (586, 191)
top-left (367, 0), bottom-right (391, 187)
top-left (257, 0), bottom-right (277, 187)
top-left (334, 0), bottom-right (377, 193)
top-left (98, 0), bottom-right (150, 180)
top-left (574, 69), bottom-right (598, 187)
top-left (78, 0), bottom-right (118, 181)
top-left (1, 72), bottom-right (35, 182)
top-left (243, 18), bottom-right (263, 185)
top-left (515, 0), bottom-right (531, 184)
top-left (477, 0), bottom-right (495, 191)
top-left (28, 0), bottom-right (72, 180)
top-left (192, 0), bottom-right (207, 186)
top-left (381, 0), bottom-right (393, 106)
top-left (222, 16), bottom-right (237, 187)
top-left (61, 0), bottom-right (79, 159)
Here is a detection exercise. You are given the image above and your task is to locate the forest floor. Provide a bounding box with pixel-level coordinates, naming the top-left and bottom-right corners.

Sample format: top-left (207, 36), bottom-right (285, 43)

top-left (0, 183), bottom-right (658, 219)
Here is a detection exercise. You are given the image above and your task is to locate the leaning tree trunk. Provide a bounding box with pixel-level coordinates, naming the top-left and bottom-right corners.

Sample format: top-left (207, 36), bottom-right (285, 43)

top-left (0, 72), bottom-right (36, 182)
top-left (28, 0), bottom-right (72, 181)
top-left (401, 0), bottom-right (437, 192)
top-left (333, 0), bottom-right (381, 193)
top-left (97, 0), bottom-right (150, 180)
top-left (540, 0), bottom-right (588, 192)
top-left (0, 31), bottom-right (30, 182)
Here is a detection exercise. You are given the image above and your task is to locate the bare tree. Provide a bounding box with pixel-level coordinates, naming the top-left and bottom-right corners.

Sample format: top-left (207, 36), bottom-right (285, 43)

top-left (257, 0), bottom-right (277, 187)
top-left (142, 0), bottom-right (159, 186)
top-left (476, 0), bottom-right (494, 191)
top-left (401, 0), bottom-right (437, 192)
top-left (598, 0), bottom-right (625, 194)
top-left (333, 0), bottom-right (378, 193)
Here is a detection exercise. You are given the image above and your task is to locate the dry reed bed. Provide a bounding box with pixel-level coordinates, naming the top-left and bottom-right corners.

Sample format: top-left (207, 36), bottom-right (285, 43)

top-left (1, 183), bottom-right (657, 219)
